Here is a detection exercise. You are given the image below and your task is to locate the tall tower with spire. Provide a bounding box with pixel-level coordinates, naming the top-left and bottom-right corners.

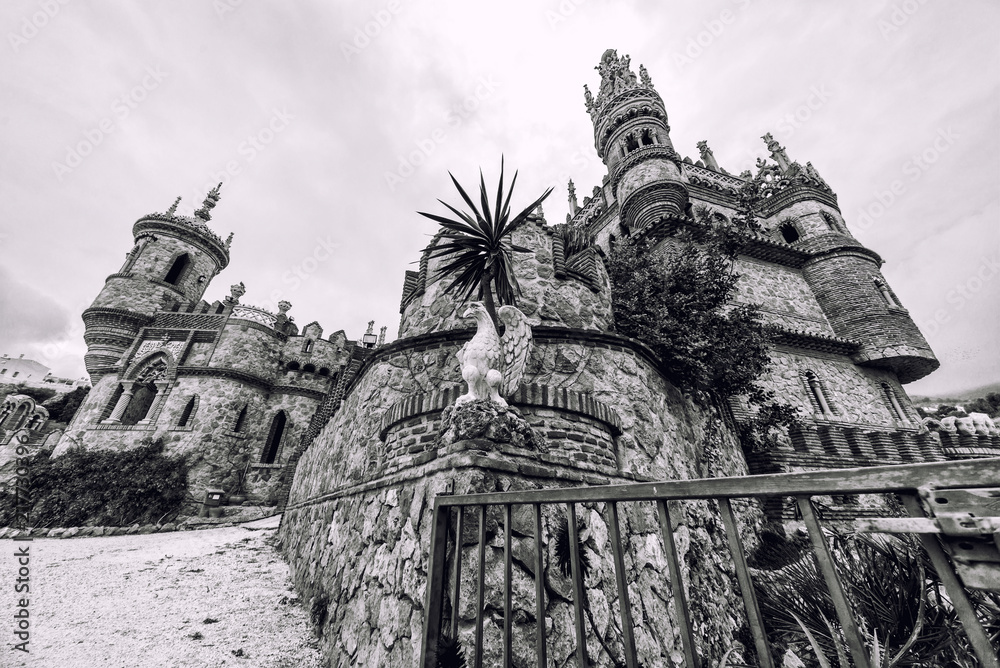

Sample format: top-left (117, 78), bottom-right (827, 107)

top-left (585, 49), bottom-right (688, 234)
top-left (81, 186), bottom-right (232, 382)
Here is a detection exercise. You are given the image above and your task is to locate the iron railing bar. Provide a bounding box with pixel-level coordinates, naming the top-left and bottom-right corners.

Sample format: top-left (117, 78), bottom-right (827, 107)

top-left (533, 503), bottom-right (547, 668)
top-left (796, 496), bottom-right (872, 668)
top-left (433, 458), bottom-right (1000, 507)
top-left (450, 507), bottom-right (464, 641)
top-left (718, 498), bottom-right (775, 668)
top-left (900, 493), bottom-right (1000, 668)
top-left (504, 503), bottom-right (513, 668)
top-left (657, 499), bottom-right (699, 667)
top-left (567, 503), bottom-right (590, 667)
top-left (419, 500), bottom-right (450, 668)
top-left (474, 504), bottom-right (486, 668)
top-left (607, 501), bottom-right (639, 668)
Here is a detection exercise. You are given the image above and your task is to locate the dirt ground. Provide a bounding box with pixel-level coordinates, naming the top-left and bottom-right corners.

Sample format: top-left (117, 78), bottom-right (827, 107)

top-left (0, 516), bottom-right (325, 668)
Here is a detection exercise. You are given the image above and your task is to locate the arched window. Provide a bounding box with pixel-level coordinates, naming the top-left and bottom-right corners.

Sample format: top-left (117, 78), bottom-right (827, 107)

top-left (302, 339), bottom-right (314, 353)
top-left (303, 364), bottom-right (316, 373)
top-left (261, 411), bottom-right (287, 464)
top-left (804, 370), bottom-right (834, 418)
top-left (121, 382), bottom-right (157, 425)
top-left (779, 222), bottom-right (800, 243)
top-left (874, 278), bottom-right (899, 308)
top-left (318, 367), bottom-right (330, 377)
top-left (287, 361), bottom-right (300, 371)
top-left (233, 404), bottom-right (248, 433)
top-left (177, 396), bottom-right (198, 427)
top-left (624, 133), bottom-right (640, 153)
top-left (881, 383), bottom-right (908, 423)
top-left (640, 128), bottom-right (655, 146)
top-left (164, 253), bottom-right (190, 285)
top-left (821, 211), bottom-right (842, 233)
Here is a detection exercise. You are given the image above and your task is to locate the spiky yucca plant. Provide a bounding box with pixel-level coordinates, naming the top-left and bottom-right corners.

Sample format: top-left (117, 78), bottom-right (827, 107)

top-left (418, 158), bottom-right (552, 331)
top-left (436, 634), bottom-right (467, 668)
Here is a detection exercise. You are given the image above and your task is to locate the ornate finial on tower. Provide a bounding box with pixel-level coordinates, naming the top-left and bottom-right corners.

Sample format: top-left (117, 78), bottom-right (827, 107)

top-left (194, 183), bottom-right (223, 221)
top-left (278, 300), bottom-right (291, 315)
top-left (535, 203), bottom-right (544, 219)
top-left (696, 140), bottom-right (721, 172)
top-left (366, 320), bottom-right (375, 335)
top-left (583, 84), bottom-right (595, 116)
top-left (567, 179), bottom-right (579, 215)
top-left (225, 232), bottom-right (233, 248)
top-left (378, 326), bottom-right (387, 347)
top-left (639, 64), bottom-right (653, 89)
top-left (761, 133), bottom-right (792, 172)
top-left (166, 196), bottom-right (181, 216)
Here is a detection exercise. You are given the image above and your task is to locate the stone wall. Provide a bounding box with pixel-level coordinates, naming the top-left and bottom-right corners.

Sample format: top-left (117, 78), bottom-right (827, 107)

top-left (733, 257), bottom-right (835, 336)
top-left (399, 219), bottom-right (614, 338)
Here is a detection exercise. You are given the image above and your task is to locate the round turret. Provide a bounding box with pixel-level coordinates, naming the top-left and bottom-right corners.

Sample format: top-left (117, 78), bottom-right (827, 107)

top-left (585, 50), bottom-right (688, 232)
top-left (82, 188), bottom-right (232, 381)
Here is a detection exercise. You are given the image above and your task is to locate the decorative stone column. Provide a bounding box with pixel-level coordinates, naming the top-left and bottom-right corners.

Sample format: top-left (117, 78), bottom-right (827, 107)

top-left (105, 383), bottom-right (136, 424)
top-left (138, 381), bottom-right (172, 426)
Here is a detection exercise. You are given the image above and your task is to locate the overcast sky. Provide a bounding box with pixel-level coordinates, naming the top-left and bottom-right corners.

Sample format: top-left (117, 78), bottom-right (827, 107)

top-left (0, 0), bottom-right (997, 398)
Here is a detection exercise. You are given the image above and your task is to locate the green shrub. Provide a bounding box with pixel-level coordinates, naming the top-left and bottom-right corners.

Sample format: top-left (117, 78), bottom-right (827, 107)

top-left (0, 437), bottom-right (188, 527)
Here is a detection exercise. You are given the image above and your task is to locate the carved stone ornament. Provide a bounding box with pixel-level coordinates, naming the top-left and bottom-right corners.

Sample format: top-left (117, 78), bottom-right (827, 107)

top-left (455, 302), bottom-right (533, 407)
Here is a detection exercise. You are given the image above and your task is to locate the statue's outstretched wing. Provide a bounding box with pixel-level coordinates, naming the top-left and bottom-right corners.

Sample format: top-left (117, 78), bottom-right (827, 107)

top-left (498, 305), bottom-right (533, 398)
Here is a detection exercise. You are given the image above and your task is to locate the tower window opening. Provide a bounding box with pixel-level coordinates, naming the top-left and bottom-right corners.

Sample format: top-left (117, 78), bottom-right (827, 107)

top-left (120, 382), bottom-right (157, 425)
top-left (261, 410), bottom-right (287, 464)
top-left (177, 395), bottom-right (198, 427)
top-left (233, 403), bottom-right (248, 432)
top-left (874, 279), bottom-right (900, 308)
top-left (821, 211), bottom-right (842, 233)
top-left (640, 128), bottom-right (654, 146)
top-left (303, 363), bottom-right (316, 373)
top-left (779, 222), bottom-right (800, 244)
top-left (287, 361), bottom-right (300, 371)
top-left (164, 253), bottom-right (190, 285)
top-left (881, 383), bottom-right (908, 422)
top-left (318, 367), bottom-right (330, 376)
top-left (804, 370), bottom-right (834, 418)
top-left (624, 134), bottom-right (640, 153)
top-left (302, 339), bottom-right (314, 353)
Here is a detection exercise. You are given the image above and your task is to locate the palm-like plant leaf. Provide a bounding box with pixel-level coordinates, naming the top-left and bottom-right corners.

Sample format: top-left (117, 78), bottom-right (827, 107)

top-left (417, 157), bottom-right (552, 328)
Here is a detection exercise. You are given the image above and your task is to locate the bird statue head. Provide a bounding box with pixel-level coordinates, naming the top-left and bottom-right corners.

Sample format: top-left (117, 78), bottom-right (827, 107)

top-left (462, 301), bottom-right (489, 320)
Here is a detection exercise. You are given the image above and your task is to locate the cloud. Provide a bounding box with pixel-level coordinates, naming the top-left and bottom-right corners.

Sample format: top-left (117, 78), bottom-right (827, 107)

top-left (0, 264), bottom-right (72, 348)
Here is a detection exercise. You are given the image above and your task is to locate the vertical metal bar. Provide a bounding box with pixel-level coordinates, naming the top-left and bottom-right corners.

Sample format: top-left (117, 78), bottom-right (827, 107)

top-left (567, 503), bottom-right (590, 667)
top-left (533, 503), bottom-right (547, 668)
top-left (474, 504), bottom-right (486, 668)
top-left (419, 499), bottom-right (450, 668)
top-left (656, 499), bottom-right (699, 667)
top-left (900, 494), bottom-right (1000, 668)
top-left (607, 501), bottom-right (639, 668)
top-left (450, 506), bottom-right (465, 641)
top-left (795, 495), bottom-right (872, 668)
top-left (504, 504), bottom-right (513, 668)
top-left (718, 498), bottom-right (775, 668)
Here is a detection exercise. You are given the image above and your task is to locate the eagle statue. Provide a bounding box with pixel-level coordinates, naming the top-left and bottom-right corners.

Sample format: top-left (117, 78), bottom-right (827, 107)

top-left (455, 302), bottom-right (533, 407)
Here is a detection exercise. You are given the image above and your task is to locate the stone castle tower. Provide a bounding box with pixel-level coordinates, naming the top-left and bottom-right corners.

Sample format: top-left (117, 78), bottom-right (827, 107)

top-left (56, 189), bottom-right (367, 502)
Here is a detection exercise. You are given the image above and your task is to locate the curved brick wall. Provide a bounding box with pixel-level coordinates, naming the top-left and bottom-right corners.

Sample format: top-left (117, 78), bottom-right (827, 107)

top-left (801, 249), bottom-right (938, 382)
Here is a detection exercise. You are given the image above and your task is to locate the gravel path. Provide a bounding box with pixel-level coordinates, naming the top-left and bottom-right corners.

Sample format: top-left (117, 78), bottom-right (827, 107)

top-left (1, 516), bottom-right (325, 668)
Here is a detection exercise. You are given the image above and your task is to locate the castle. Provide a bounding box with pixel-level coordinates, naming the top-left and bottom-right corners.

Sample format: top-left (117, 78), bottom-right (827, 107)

top-left (11, 49), bottom-right (996, 664)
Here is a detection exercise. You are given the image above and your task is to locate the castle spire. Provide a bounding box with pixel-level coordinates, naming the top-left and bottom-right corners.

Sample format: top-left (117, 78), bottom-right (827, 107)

top-left (194, 183), bottom-right (223, 222)
top-left (761, 133), bottom-right (792, 172)
top-left (166, 196), bottom-right (181, 216)
top-left (567, 179), bottom-right (579, 215)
